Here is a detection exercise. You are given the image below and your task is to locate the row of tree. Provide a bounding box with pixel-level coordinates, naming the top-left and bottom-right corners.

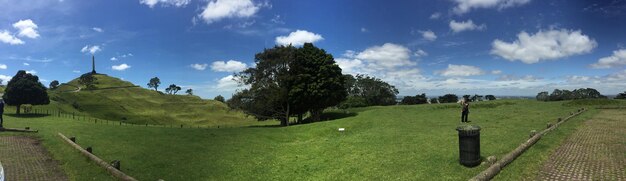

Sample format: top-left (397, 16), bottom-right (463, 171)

top-left (617, 91), bottom-right (626, 99)
top-left (147, 77), bottom-right (193, 95)
top-left (536, 88), bottom-right (606, 101)
top-left (401, 94), bottom-right (496, 105)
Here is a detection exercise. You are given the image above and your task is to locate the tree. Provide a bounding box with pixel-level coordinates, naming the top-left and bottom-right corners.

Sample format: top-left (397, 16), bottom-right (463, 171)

top-left (616, 91), bottom-right (626, 99)
top-left (165, 84), bottom-right (181, 94)
top-left (400, 93), bottom-right (428, 105)
top-left (485, 95), bottom-right (496, 101)
top-left (79, 73), bottom-right (97, 90)
top-left (235, 45), bottom-right (296, 126)
top-left (147, 77), bottom-right (160, 91)
top-left (2, 70), bottom-right (50, 114)
top-left (185, 89), bottom-right (193, 95)
top-left (536, 91), bottom-right (549, 101)
top-left (343, 74), bottom-right (399, 106)
top-left (214, 95), bottom-right (225, 103)
top-left (471, 94), bottom-right (483, 102)
top-left (234, 43), bottom-right (347, 125)
top-left (288, 43), bottom-right (347, 122)
top-left (438, 94), bottom-right (458, 103)
top-left (49, 80), bottom-right (60, 89)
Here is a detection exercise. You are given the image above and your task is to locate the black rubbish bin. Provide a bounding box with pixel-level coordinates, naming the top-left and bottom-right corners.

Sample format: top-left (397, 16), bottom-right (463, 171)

top-left (456, 125), bottom-right (481, 167)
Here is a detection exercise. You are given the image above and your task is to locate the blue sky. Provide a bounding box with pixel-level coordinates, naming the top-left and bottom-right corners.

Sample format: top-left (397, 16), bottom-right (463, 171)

top-left (1, 0), bottom-right (626, 98)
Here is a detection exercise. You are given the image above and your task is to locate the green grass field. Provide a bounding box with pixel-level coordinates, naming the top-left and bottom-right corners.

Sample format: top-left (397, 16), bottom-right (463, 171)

top-left (2, 99), bottom-right (620, 180)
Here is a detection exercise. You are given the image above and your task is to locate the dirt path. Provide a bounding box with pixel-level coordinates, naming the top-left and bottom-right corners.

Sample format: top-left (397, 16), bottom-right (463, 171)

top-left (0, 136), bottom-right (68, 181)
top-left (537, 109), bottom-right (626, 180)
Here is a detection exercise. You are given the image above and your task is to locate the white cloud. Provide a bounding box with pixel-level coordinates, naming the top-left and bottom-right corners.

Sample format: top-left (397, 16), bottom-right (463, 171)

top-left (430, 12), bottom-right (441, 19)
top-left (0, 64), bottom-right (6, 69)
top-left (414, 49), bottom-right (428, 57)
top-left (360, 27), bottom-right (368, 32)
top-left (216, 75), bottom-right (240, 90)
top-left (436, 64), bottom-right (485, 77)
top-left (23, 62), bottom-right (29, 66)
top-left (110, 57), bottom-right (118, 61)
top-left (112, 63), bottom-right (131, 71)
top-left (491, 70), bottom-right (502, 74)
top-left (0, 30), bottom-right (24, 45)
top-left (12, 19), bottom-right (39, 39)
top-left (0, 75), bottom-right (12, 84)
top-left (449, 19), bottom-right (486, 33)
top-left (420, 30), bottom-right (437, 41)
top-left (452, 0), bottom-right (531, 14)
top-left (81, 45), bottom-right (102, 54)
top-left (355, 43), bottom-right (415, 68)
top-left (140, 0), bottom-right (190, 8)
top-left (275, 30), bottom-right (324, 46)
top-left (496, 74), bottom-right (541, 81)
top-left (491, 29), bottom-right (597, 64)
top-left (190, 63), bottom-right (209, 71)
top-left (590, 49), bottom-right (626, 69)
top-left (211, 60), bottom-right (247, 72)
top-left (72, 70), bottom-right (81, 73)
top-left (26, 70), bottom-right (37, 74)
top-left (198, 0), bottom-right (264, 24)
top-left (92, 27), bottom-right (103, 32)
top-left (335, 58), bottom-right (363, 75)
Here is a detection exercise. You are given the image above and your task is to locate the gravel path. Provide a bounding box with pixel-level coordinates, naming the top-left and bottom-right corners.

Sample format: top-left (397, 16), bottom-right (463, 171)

top-left (537, 109), bottom-right (626, 180)
top-left (0, 136), bottom-right (68, 181)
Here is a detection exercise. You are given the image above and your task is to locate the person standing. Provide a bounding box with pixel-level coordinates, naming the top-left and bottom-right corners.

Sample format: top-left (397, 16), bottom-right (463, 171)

top-left (0, 99), bottom-right (4, 128)
top-left (460, 98), bottom-right (470, 123)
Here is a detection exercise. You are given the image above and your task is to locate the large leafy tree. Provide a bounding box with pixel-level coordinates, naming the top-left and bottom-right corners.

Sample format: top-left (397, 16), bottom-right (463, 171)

top-left (236, 45), bottom-right (296, 126)
top-left (234, 44), bottom-right (347, 126)
top-left (485, 95), bottom-right (496, 101)
top-left (2, 70), bottom-right (50, 114)
top-left (343, 74), bottom-right (399, 106)
top-left (289, 43), bottom-right (347, 122)
top-left (147, 77), bottom-right (160, 91)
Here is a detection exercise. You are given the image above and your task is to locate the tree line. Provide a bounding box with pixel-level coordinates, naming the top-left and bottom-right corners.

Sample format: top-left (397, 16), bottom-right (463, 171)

top-left (536, 88), bottom-right (606, 101)
top-left (400, 94), bottom-right (496, 105)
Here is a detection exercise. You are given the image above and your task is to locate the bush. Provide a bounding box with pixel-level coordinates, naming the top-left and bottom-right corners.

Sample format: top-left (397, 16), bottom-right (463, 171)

top-left (338, 96), bottom-right (368, 109)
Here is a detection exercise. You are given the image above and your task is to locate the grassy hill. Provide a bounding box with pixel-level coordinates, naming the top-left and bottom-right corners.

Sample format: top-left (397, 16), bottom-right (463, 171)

top-left (4, 99), bottom-right (624, 180)
top-left (48, 74), bottom-right (257, 127)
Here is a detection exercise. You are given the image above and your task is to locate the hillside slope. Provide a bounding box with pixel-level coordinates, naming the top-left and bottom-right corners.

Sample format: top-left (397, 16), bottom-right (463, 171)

top-left (50, 74), bottom-right (255, 127)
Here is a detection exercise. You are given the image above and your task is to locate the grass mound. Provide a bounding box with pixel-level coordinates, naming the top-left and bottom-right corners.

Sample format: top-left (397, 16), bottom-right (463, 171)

top-left (48, 74), bottom-right (255, 127)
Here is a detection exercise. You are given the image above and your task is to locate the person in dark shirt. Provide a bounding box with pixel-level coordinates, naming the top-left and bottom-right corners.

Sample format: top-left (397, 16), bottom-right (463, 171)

top-left (460, 98), bottom-right (470, 123)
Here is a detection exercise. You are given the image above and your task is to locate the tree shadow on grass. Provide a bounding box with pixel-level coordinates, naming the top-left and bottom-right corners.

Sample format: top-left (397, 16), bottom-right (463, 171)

top-left (4, 113), bottom-right (50, 118)
top-left (247, 111), bottom-right (358, 128)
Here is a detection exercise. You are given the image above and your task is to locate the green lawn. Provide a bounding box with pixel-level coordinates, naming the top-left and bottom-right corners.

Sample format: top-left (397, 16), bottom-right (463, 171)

top-left (1, 99), bottom-right (620, 180)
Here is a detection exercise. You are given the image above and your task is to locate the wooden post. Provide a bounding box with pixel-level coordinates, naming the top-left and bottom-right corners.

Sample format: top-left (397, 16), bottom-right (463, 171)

top-left (111, 160), bottom-right (121, 170)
